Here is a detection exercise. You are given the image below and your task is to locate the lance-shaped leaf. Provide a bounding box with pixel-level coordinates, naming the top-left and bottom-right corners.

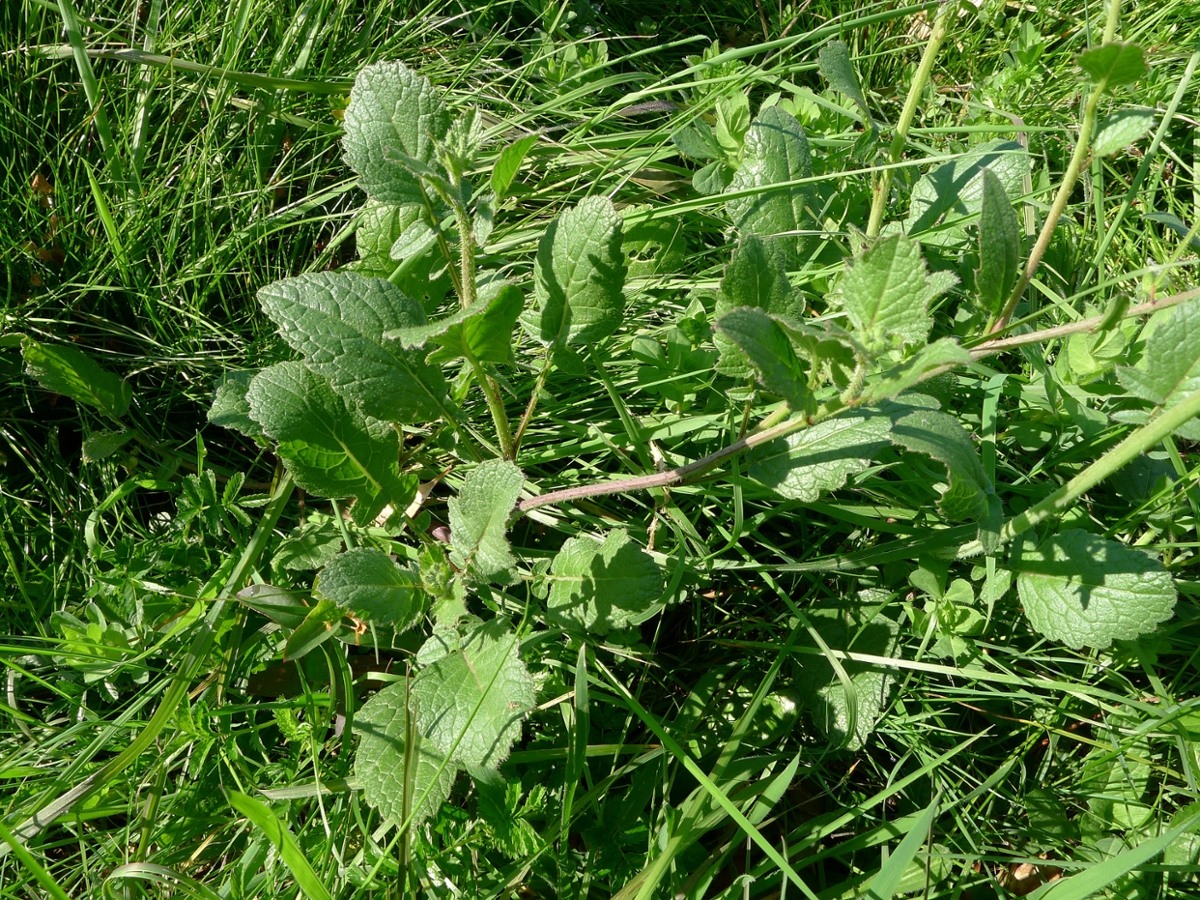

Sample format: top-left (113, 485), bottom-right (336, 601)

top-left (903, 140), bottom-right (1028, 247)
top-left (81, 430), bottom-right (135, 462)
top-left (22, 338), bottom-right (132, 419)
top-left (246, 362), bottom-right (414, 526)
top-left (1078, 42), bottom-right (1147, 88)
top-left (355, 681), bottom-right (456, 826)
top-left (342, 60), bottom-right (451, 205)
top-left (491, 135), bottom-right (538, 200)
top-left (861, 338), bottom-right (972, 405)
top-left (715, 307), bottom-right (812, 411)
top-left (818, 40), bottom-right (870, 122)
top-left (546, 529), bottom-right (664, 635)
top-left (715, 233), bottom-right (799, 378)
top-left (748, 412), bottom-right (892, 501)
top-left (207, 370), bottom-right (264, 439)
top-left (413, 619), bottom-right (536, 769)
top-left (975, 168), bottom-right (1020, 316)
top-left (524, 196), bottom-right (626, 349)
top-left (1117, 301), bottom-right (1200, 429)
top-left (892, 409), bottom-right (992, 521)
top-left (724, 106), bottom-right (812, 256)
top-left (258, 272), bottom-right (448, 424)
top-left (315, 547), bottom-right (425, 632)
top-left (839, 234), bottom-right (953, 350)
top-left (387, 283), bottom-right (523, 365)
top-left (1013, 530), bottom-right (1175, 649)
top-left (448, 459), bottom-right (523, 583)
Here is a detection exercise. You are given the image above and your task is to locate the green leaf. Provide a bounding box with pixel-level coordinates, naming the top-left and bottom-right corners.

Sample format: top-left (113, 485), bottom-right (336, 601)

top-left (1077, 42), bottom-right (1147, 88)
top-left (226, 790), bottom-right (333, 900)
top-left (725, 106), bottom-right (813, 257)
top-left (1012, 530), bottom-right (1176, 650)
top-left (1092, 108), bottom-right (1154, 157)
top-left (388, 217), bottom-right (438, 262)
top-left (1117, 301), bottom-right (1200, 427)
top-left (273, 519), bottom-right (343, 572)
top-left (623, 212), bottom-right (686, 280)
top-left (975, 168), bottom-right (1020, 316)
top-left (903, 140), bottom-right (1028, 247)
top-left (818, 40), bottom-right (869, 121)
top-left (672, 120), bottom-right (720, 161)
top-left (283, 598), bottom-right (342, 661)
top-left (524, 196), bottom-right (627, 349)
top-left (448, 459), bottom-right (523, 583)
top-left (892, 409), bottom-right (992, 521)
top-left (1144, 211), bottom-right (1200, 251)
top-left (839, 234), bottom-right (951, 350)
top-left (546, 529), bottom-right (664, 635)
top-left (207, 370), bottom-right (264, 439)
top-left (246, 362), bottom-right (414, 526)
top-left (22, 338), bottom-right (132, 419)
top-left (715, 307), bottom-right (812, 410)
top-left (315, 547), bottom-right (424, 631)
top-left (413, 619), bottom-right (535, 768)
top-left (387, 283), bottom-right (523, 365)
top-left (861, 338), bottom-right (972, 405)
top-left (748, 412), bottom-right (892, 501)
top-left (491, 135), bottom-right (538, 200)
top-left (81, 429), bottom-right (135, 462)
top-left (715, 233), bottom-right (798, 378)
top-left (258, 272), bottom-right (448, 424)
top-left (795, 604), bottom-right (899, 750)
top-left (236, 583), bottom-right (312, 630)
top-left (863, 797), bottom-right (940, 900)
top-left (355, 681), bottom-right (456, 827)
top-left (342, 60), bottom-right (451, 204)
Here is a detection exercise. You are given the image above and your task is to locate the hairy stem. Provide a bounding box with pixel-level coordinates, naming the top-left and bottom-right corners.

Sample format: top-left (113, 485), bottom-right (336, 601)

top-left (519, 287), bottom-right (1200, 513)
top-left (513, 355), bottom-right (553, 456)
top-left (865, 1), bottom-right (953, 240)
top-left (466, 350), bottom-right (514, 459)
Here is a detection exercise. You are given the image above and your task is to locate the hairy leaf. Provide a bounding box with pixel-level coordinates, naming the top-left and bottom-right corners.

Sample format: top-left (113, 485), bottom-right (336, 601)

top-left (892, 409), bottom-right (992, 521)
top-left (903, 140), bottom-right (1027, 247)
top-left (81, 430), bottom-right (135, 462)
top-left (861, 338), bottom-right (972, 404)
top-left (413, 619), bottom-right (535, 768)
top-left (818, 40), bottom-right (869, 121)
top-left (491, 135), bottom-right (538, 200)
top-left (795, 604), bottom-right (898, 750)
top-left (715, 233), bottom-right (798, 378)
top-left (387, 283), bottom-right (523, 365)
top-left (525, 196), bottom-right (626, 349)
top-left (748, 412), bottom-right (892, 501)
top-left (1013, 530), bottom-right (1176, 649)
top-left (207, 370), bottom-right (264, 439)
top-left (246, 362), bottom-right (414, 526)
top-left (715, 307), bottom-right (812, 410)
top-left (975, 168), bottom-right (1020, 316)
top-left (22, 338), bottom-right (132, 419)
top-left (315, 547), bottom-right (424, 632)
top-left (839, 234), bottom-right (951, 350)
top-left (1078, 42), bottom-right (1147, 88)
top-left (355, 681), bottom-right (455, 826)
top-left (342, 60), bottom-right (451, 204)
top-left (725, 106), bottom-right (812, 256)
top-left (448, 459), bottom-right (523, 583)
top-left (546, 530), bottom-right (664, 634)
top-left (1117, 301), bottom-right (1200, 429)
top-left (1093, 108), bottom-right (1154, 158)
top-left (258, 272), bottom-right (448, 423)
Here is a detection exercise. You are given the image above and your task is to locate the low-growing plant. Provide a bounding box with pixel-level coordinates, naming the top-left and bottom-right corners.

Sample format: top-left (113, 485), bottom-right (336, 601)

top-left (10, 0), bottom-right (1200, 896)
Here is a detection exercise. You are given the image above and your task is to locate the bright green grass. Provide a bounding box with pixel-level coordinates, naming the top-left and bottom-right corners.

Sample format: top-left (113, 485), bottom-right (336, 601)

top-left (4, 0), bottom-right (1200, 897)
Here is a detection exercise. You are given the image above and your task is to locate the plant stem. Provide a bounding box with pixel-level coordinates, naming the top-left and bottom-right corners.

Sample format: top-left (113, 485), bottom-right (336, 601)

top-left (513, 355), bottom-right (553, 456)
top-left (990, 1), bottom-right (1122, 332)
top-left (519, 287), bottom-right (1200, 514)
top-left (865, 1), bottom-right (952, 240)
top-left (450, 196), bottom-right (478, 309)
top-left (465, 350), bottom-right (514, 459)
